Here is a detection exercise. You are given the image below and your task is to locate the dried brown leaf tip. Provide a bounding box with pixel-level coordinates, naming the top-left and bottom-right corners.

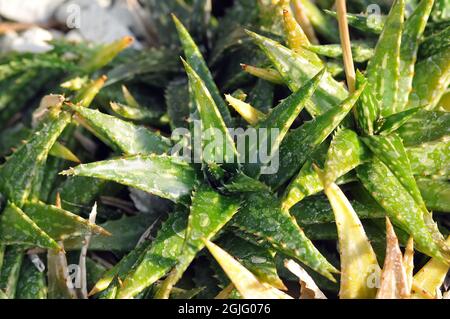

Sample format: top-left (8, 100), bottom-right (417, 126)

top-left (376, 218), bottom-right (410, 299)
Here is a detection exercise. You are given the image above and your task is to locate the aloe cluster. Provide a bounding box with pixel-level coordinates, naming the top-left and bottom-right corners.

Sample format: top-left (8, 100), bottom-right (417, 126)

top-left (0, 0), bottom-right (449, 299)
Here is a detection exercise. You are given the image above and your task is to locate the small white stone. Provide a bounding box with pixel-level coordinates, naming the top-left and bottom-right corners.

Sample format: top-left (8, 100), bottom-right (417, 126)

top-left (0, 0), bottom-right (65, 24)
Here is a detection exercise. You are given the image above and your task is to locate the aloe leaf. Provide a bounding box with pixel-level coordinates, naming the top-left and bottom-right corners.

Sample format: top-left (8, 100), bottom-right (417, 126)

top-left (110, 102), bottom-right (163, 124)
top-left (417, 177), bottom-right (450, 212)
top-left (305, 43), bottom-right (374, 63)
top-left (291, 195), bottom-right (385, 226)
top-left (354, 70), bottom-right (378, 136)
top-left (419, 25), bottom-right (450, 59)
top-left (90, 241), bottom-right (150, 296)
top-left (395, 0), bottom-right (434, 113)
top-left (0, 202), bottom-right (60, 250)
top-left (357, 158), bottom-right (449, 263)
top-left (65, 214), bottom-right (156, 252)
top-left (366, 0), bottom-right (405, 117)
top-left (406, 138), bottom-right (449, 178)
top-left (246, 30), bottom-right (348, 116)
top-left (376, 218), bottom-right (410, 299)
top-left (408, 49), bottom-right (450, 110)
top-left (316, 168), bottom-right (380, 299)
top-left (246, 68), bottom-right (324, 176)
top-left (204, 239), bottom-right (292, 299)
top-left (282, 8), bottom-right (322, 64)
top-left (70, 104), bottom-right (171, 156)
top-left (55, 176), bottom-right (108, 214)
top-left (115, 211), bottom-right (188, 299)
top-left (324, 10), bottom-right (384, 34)
top-left (81, 36), bottom-right (133, 74)
top-left (324, 129), bottom-right (370, 186)
top-left (232, 192), bottom-right (338, 281)
top-left (218, 235), bottom-right (285, 290)
top-left (361, 133), bottom-right (425, 210)
top-left (182, 59), bottom-right (238, 165)
top-left (412, 236), bottom-right (450, 298)
top-left (240, 64), bottom-right (284, 85)
top-left (16, 258), bottom-right (47, 299)
top-left (282, 129), bottom-right (369, 211)
top-left (376, 107), bottom-right (421, 135)
top-left (49, 142), bottom-right (80, 163)
top-left (155, 185), bottom-right (240, 299)
top-left (219, 171), bottom-right (271, 194)
top-left (60, 155), bottom-right (198, 204)
top-left (22, 201), bottom-right (109, 241)
top-left (73, 76), bottom-right (108, 108)
top-left (224, 94), bottom-right (266, 126)
top-left (262, 83), bottom-right (365, 189)
top-left (396, 110), bottom-right (450, 146)
top-left (0, 246), bottom-right (24, 299)
top-left (173, 15), bottom-right (232, 126)
top-left (0, 110), bottom-right (71, 207)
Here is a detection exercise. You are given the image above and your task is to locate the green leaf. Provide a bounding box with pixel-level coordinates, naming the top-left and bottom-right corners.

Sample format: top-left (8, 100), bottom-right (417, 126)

top-left (354, 70), bottom-right (378, 136)
top-left (324, 129), bottom-right (370, 186)
top-left (116, 211), bottom-right (188, 299)
top-left (395, 0), bottom-right (434, 112)
top-left (0, 246), bottom-right (24, 299)
top-left (155, 185), bottom-right (240, 299)
top-left (49, 142), bottom-right (80, 163)
top-left (406, 138), bottom-right (449, 178)
top-left (65, 214), bottom-right (157, 252)
top-left (246, 30), bottom-right (348, 116)
top-left (173, 15), bottom-right (232, 126)
top-left (376, 107), bottom-right (421, 135)
top-left (366, 0), bottom-right (405, 117)
top-left (246, 68), bottom-right (325, 176)
top-left (282, 129), bottom-right (369, 211)
top-left (419, 25), bottom-right (450, 59)
top-left (60, 155), bottom-right (198, 204)
top-left (182, 59), bottom-right (238, 165)
top-left (324, 9), bottom-right (384, 34)
top-left (408, 49), bottom-right (450, 110)
top-left (0, 110), bottom-right (71, 207)
top-left (218, 234), bottom-right (285, 290)
top-left (81, 37), bottom-right (133, 74)
top-left (291, 195), bottom-right (385, 226)
top-left (23, 201), bottom-right (110, 241)
top-left (262, 83), bottom-right (365, 189)
top-left (357, 157), bottom-right (449, 264)
top-left (417, 177), bottom-right (450, 212)
top-left (90, 241), bottom-right (151, 296)
top-left (232, 192), bottom-right (338, 281)
top-left (305, 43), bottom-right (374, 63)
top-left (362, 134), bottom-right (425, 209)
top-left (70, 104), bottom-right (171, 156)
top-left (396, 110), bottom-right (450, 146)
top-left (0, 202), bottom-right (60, 250)
top-left (16, 258), bottom-right (47, 299)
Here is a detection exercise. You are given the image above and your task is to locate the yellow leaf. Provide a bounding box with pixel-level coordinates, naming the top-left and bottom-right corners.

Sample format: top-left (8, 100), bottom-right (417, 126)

top-left (203, 239), bottom-right (292, 299)
top-left (284, 259), bottom-right (326, 299)
top-left (412, 236), bottom-right (450, 299)
top-left (315, 165), bottom-right (380, 298)
top-left (224, 94), bottom-right (266, 126)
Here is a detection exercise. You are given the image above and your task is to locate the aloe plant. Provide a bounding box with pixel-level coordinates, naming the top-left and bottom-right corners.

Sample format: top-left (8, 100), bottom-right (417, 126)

top-left (0, 0), bottom-right (448, 300)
